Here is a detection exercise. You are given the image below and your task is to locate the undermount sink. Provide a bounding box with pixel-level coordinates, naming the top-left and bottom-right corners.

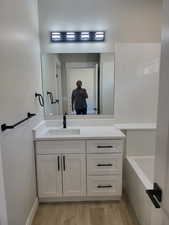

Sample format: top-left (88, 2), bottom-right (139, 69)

top-left (46, 128), bottom-right (80, 136)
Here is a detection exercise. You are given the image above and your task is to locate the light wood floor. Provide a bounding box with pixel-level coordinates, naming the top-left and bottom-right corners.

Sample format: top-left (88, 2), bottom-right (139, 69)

top-left (32, 199), bottom-right (139, 225)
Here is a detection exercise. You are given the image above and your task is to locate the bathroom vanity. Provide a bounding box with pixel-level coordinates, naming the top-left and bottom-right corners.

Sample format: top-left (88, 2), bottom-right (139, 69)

top-left (34, 124), bottom-right (125, 202)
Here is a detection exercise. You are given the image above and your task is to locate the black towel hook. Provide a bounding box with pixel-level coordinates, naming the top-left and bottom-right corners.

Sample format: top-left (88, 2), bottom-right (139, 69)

top-left (47, 91), bottom-right (59, 104)
top-left (35, 93), bottom-right (44, 107)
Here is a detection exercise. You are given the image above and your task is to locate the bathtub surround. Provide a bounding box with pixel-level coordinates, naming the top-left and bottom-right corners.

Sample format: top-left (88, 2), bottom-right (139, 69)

top-left (115, 123), bottom-right (157, 157)
top-left (115, 43), bottom-right (161, 123)
top-left (124, 130), bottom-right (156, 157)
top-left (0, 0), bottom-right (43, 225)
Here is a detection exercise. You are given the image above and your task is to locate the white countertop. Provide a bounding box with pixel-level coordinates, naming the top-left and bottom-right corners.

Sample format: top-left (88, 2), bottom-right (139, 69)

top-left (33, 120), bottom-right (156, 141)
top-left (35, 126), bottom-right (125, 141)
top-left (115, 123), bottom-right (156, 130)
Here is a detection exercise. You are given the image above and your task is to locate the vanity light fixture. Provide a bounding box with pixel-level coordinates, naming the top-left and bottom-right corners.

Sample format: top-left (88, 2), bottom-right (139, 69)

top-left (66, 32), bottom-right (75, 41)
top-left (95, 31), bottom-right (105, 41)
top-left (50, 31), bottom-right (105, 42)
top-left (81, 32), bottom-right (90, 41)
top-left (51, 32), bottom-right (61, 41)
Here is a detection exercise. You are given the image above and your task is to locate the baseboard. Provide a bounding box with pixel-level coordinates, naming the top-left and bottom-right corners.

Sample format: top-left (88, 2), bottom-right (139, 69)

top-left (25, 198), bottom-right (39, 225)
top-left (39, 195), bottom-right (121, 203)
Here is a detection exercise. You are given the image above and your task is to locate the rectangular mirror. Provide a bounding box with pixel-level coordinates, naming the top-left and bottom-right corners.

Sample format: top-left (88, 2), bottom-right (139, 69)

top-left (41, 53), bottom-right (115, 118)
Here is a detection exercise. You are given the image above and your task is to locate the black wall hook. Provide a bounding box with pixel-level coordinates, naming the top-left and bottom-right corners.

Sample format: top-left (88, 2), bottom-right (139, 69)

top-left (1, 112), bottom-right (36, 132)
top-left (35, 93), bottom-right (44, 107)
top-left (47, 91), bottom-right (59, 104)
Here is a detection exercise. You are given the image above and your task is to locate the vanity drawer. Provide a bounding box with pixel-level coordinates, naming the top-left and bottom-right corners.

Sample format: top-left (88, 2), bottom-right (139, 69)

top-left (87, 175), bottom-right (122, 196)
top-left (87, 140), bottom-right (123, 153)
top-left (36, 140), bottom-right (85, 154)
top-left (87, 154), bottom-right (122, 175)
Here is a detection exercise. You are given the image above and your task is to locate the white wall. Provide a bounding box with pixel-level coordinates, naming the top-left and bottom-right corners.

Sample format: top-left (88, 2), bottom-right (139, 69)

top-left (0, 142), bottom-right (8, 225)
top-left (114, 43), bottom-right (161, 123)
top-left (38, 0), bottom-right (162, 53)
top-left (0, 0), bottom-right (42, 225)
top-left (100, 53), bottom-right (115, 114)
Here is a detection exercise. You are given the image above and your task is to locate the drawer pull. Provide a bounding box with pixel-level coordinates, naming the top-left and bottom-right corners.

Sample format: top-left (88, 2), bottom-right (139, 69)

top-left (97, 163), bottom-right (112, 167)
top-left (97, 185), bottom-right (112, 188)
top-left (97, 145), bottom-right (113, 149)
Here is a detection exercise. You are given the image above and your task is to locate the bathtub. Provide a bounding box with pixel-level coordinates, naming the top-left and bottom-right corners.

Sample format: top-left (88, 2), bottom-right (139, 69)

top-left (125, 156), bottom-right (162, 225)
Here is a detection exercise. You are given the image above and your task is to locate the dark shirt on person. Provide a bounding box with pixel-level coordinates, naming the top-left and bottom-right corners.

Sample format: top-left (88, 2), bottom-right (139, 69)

top-left (71, 88), bottom-right (88, 110)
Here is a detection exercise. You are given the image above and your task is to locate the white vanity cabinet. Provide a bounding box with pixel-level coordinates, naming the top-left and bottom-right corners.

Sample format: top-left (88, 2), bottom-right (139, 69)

top-left (36, 140), bottom-right (86, 200)
top-left (35, 139), bottom-right (124, 202)
top-left (62, 154), bottom-right (86, 197)
top-left (37, 154), bottom-right (62, 198)
top-left (86, 140), bottom-right (123, 198)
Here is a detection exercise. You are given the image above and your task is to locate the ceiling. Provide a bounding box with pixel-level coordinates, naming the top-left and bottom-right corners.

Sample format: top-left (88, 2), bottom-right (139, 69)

top-left (38, 0), bottom-right (162, 53)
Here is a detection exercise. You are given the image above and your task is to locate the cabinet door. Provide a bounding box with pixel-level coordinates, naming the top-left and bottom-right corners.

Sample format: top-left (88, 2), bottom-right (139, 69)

top-left (62, 154), bottom-right (86, 197)
top-left (36, 155), bottom-right (62, 198)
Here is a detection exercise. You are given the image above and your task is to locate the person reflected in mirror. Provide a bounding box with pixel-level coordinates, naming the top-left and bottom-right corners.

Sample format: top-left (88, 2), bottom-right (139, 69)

top-left (71, 80), bottom-right (88, 115)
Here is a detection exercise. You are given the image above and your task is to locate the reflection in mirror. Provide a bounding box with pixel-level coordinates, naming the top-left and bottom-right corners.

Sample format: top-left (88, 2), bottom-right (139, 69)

top-left (41, 53), bottom-right (115, 118)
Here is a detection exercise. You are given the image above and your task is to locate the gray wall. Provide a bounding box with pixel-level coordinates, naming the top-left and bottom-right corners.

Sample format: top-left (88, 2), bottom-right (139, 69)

top-left (0, 0), bottom-right (43, 225)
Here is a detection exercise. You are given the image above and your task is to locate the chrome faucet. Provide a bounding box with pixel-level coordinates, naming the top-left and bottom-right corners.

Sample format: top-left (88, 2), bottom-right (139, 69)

top-left (63, 112), bottom-right (67, 128)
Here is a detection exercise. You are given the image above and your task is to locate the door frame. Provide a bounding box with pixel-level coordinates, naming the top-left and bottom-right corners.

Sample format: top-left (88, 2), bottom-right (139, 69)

top-left (65, 62), bottom-right (99, 114)
top-left (56, 62), bottom-right (63, 115)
